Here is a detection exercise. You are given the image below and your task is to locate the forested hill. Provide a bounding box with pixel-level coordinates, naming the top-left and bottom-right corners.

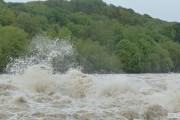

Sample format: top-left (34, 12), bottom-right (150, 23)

top-left (1, 0), bottom-right (180, 73)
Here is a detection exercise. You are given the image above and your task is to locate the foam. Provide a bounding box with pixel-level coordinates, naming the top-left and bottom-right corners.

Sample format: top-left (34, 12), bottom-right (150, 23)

top-left (1, 36), bottom-right (179, 119)
top-left (0, 73), bottom-right (180, 119)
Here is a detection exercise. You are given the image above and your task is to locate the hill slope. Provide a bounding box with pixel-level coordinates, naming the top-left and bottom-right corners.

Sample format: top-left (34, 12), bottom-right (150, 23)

top-left (0, 0), bottom-right (180, 73)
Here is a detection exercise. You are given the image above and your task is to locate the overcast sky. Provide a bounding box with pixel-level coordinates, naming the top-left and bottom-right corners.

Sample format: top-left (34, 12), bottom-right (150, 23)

top-left (4, 0), bottom-right (180, 22)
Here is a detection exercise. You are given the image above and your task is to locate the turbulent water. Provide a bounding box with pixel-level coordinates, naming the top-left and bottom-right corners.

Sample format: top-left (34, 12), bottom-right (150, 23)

top-left (0, 37), bottom-right (180, 120)
top-left (0, 71), bottom-right (180, 120)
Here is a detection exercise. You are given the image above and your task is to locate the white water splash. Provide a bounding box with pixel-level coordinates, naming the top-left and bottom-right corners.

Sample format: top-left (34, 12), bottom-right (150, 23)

top-left (6, 36), bottom-right (76, 74)
top-left (1, 36), bottom-right (180, 120)
top-left (1, 72), bottom-right (180, 120)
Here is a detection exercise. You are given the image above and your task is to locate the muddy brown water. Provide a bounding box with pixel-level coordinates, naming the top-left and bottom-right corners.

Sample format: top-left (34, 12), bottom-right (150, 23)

top-left (0, 66), bottom-right (179, 120)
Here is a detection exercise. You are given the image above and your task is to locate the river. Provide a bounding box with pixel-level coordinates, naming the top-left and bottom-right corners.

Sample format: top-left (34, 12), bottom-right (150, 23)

top-left (0, 66), bottom-right (179, 120)
top-left (1, 37), bottom-right (179, 119)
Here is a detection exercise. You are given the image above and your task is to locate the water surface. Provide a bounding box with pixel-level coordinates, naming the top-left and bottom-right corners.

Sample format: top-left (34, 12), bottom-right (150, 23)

top-left (0, 67), bottom-right (179, 120)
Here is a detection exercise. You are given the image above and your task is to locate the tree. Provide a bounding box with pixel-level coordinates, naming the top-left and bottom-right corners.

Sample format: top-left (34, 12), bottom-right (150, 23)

top-left (148, 43), bottom-right (173, 72)
top-left (68, 12), bottom-right (92, 25)
top-left (70, 0), bottom-right (107, 14)
top-left (122, 26), bottom-right (147, 42)
top-left (83, 21), bottom-right (114, 50)
top-left (67, 22), bottom-right (86, 38)
top-left (116, 40), bottom-right (141, 73)
top-left (18, 3), bottom-right (51, 16)
top-left (173, 23), bottom-right (180, 43)
top-left (14, 12), bottom-right (47, 37)
top-left (45, 0), bottom-right (69, 8)
top-left (48, 8), bottom-right (68, 26)
top-left (161, 41), bottom-right (180, 72)
top-left (0, 49), bottom-right (7, 72)
top-left (0, 0), bottom-right (179, 73)
top-left (46, 24), bottom-right (60, 39)
top-left (133, 39), bottom-right (153, 72)
top-left (112, 23), bottom-right (123, 48)
top-left (146, 53), bottom-right (161, 72)
top-left (0, 8), bottom-right (15, 26)
top-left (74, 39), bottom-right (121, 73)
top-left (58, 27), bottom-right (72, 39)
top-left (0, 26), bottom-right (28, 72)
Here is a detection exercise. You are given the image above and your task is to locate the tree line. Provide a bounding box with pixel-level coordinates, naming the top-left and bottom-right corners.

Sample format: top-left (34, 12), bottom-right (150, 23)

top-left (0, 0), bottom-right (180, 73)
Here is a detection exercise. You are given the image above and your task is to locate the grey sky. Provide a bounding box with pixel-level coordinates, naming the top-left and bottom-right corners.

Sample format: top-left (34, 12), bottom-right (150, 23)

top-left (4, 0), bottom-right (180, 22)
top-left (103, 0), bottom-right (180, 22)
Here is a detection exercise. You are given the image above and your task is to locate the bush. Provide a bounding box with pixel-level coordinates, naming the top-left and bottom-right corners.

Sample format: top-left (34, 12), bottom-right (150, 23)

top-left (0, 26), bottom-right (28, 72)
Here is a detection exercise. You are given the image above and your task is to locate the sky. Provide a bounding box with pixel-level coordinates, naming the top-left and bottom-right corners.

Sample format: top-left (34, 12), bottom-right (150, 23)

top-left (103, 0), bottom-right (180, 22)
top-left (4, 0), bottom-right (180, 22)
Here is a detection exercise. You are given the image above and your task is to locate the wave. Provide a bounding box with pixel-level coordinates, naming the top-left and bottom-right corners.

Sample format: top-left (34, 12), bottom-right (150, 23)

top-left (0, 36), bottom-right (179, 119)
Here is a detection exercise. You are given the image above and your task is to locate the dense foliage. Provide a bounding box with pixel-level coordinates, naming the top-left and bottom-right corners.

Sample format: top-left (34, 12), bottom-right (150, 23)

top-left (0, 0), bottom-right (180, 73)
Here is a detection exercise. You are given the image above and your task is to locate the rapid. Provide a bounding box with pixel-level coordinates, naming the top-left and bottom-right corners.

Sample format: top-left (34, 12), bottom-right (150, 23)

top-left (0, 37), bottom-right (180, 120)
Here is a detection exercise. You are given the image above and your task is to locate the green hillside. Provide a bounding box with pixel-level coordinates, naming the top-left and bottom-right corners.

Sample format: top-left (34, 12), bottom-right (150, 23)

top-left (1, 0), bottom-right (180, 73)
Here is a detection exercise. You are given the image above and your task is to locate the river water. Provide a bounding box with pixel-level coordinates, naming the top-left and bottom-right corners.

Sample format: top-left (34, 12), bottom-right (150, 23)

top-left (1, 37), bottom-right (179, 119)
top-left (0, 66), bottom-right (180, 120)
